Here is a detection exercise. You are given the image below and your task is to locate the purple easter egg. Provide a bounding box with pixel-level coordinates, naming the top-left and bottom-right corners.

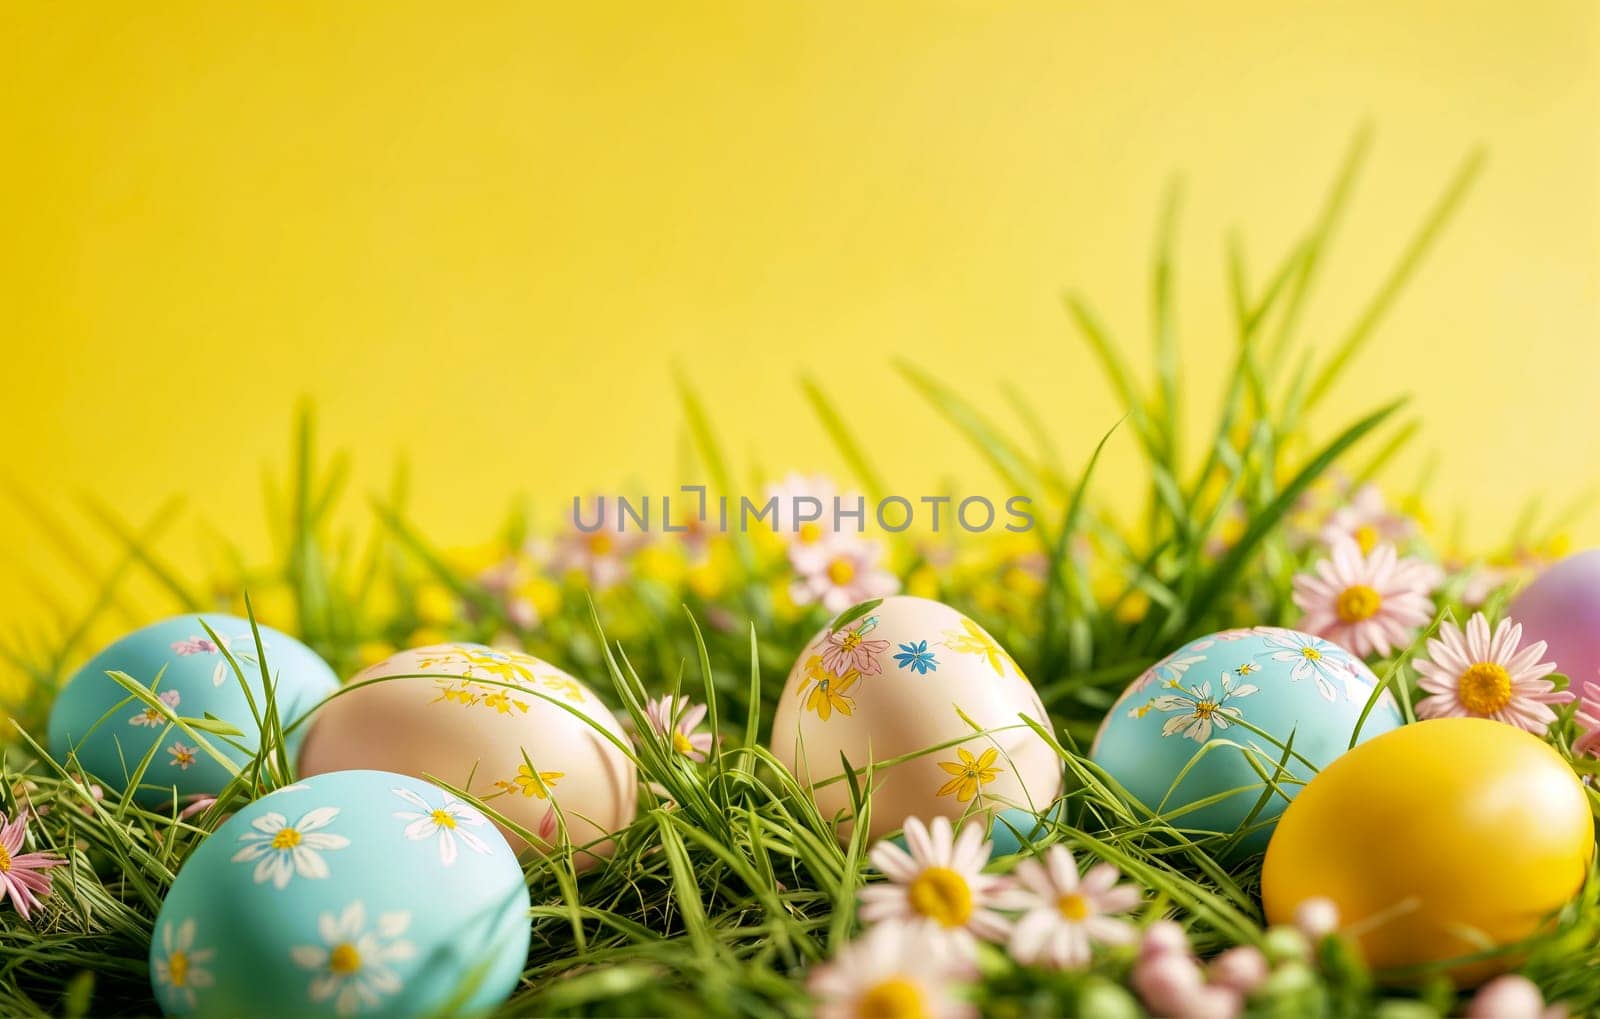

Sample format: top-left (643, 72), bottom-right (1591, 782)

top-left (1509, 549), bottom-right (1600, 700)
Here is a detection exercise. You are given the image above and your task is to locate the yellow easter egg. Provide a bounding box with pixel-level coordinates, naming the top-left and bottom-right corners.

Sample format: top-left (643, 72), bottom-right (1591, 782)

top-left (1261, 717), bottom-right (1593, 985)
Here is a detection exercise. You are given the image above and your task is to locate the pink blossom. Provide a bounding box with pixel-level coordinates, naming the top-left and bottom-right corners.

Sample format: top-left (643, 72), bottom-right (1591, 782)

top-left (789, 538), bottom-right (899, 615)
top-left (1292, 537), bottom-right (1436, 658)
top-left (643, 695), bottom-right (714, 762)
top-left (819, 617), bottom-right (891, 677)
top-left (171, 637), bottom-right (220, 655)
top-left (1465, 975), bottom-right (1565, 1019)
top-left (549, 497), bottom-right (649, 590)
top-left (0, 811), bottom-right (67, 922)
top-left (1573, 673), bottom-right (1600, 756)
top-left (1414, 614), bottom-right (1572, 734)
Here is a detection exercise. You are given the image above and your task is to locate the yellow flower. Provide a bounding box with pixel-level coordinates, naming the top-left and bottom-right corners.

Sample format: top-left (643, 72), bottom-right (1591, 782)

top-left (906, 565), bottom-right (940, 600)
top-left (406, 626), bottom-right (451, 649)
top-left (800, 655), bottom-right (860, 721)
top-left (414, 583), bottom-right (459, 626)
top-left (538, 674), bottom-right (585, 703)
top-left (513, 575), bottom-right (563, 620)
top-left (936, 747), bottom-right (1001, 802)
top-left (1114, 590), bottom-right (1150, 625)
top-left (942, 617), bottom-right (1020, 677)
top-left (356, 640), bottom-right (397, 669)
top-left (633, 545), bottom-right (685, 586)
top-left (495, 764), bottom-right (564, 800)
top-left (685, 556), bottom-right (729, 600)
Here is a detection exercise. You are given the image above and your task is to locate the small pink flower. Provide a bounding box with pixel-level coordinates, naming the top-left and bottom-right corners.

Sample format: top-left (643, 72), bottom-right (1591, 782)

top-left (0, 811), bottom-right (67, 922)
top-left (1138, 920), bottom-right (1192, 959)
top-left (171, 637), bottom-right (220, 656)
top-left (1321, 483), bottom-right (1416, 554)
top-left (643, 695), bottom-right (714, 762)
top-left (790, 538), bottom-right (900, 615)
top-left (168, 742), bottom-right (199, 771)
top-left (1133, 951), bottom-right (1207, 1017)
top-left (1465, 975), bottom-right (1565, 1019)
top-left (1208, 946), bottom-right (1270, 995)
top-left (549, 497), bottom-right (648, 591)
top-left (1574, 674), bottom-right (1600, 756)
top-left (819, 617), bottom-right (891, 677)
top-left (1294, 896), bottom-right (1341, 940)
top-left (130, 689), bottom-right (182, 727)
top-left (1292, 537), bottom-right (1436, 658)
top-left (1414, 614), bottom-right (1572, 734)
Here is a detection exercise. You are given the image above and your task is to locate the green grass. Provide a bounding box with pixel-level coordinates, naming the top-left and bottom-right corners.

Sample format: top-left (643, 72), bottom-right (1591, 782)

top-left (2, 133), bottom-right (1596, 1018)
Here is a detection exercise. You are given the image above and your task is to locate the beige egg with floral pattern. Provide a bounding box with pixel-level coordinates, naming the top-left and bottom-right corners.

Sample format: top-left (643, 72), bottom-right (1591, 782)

top-left (297, 644), bottom-right (636, 871)
top-left (770, 595), bottom-right (1062, 842)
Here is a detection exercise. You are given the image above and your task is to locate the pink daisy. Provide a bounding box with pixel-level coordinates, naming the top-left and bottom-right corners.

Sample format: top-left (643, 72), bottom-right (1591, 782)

top-left (1414, 614), bottom-right (1572, 733)
top-left (0, 811), bottom-right (67, 922)
top-left (1321, 483), bottom-right (1416, 554)
top-left (643, 695), bottom-right (714, 762)
top-left (790, 538), bottom-right (900, 615)
top-left (1292, 537), bottom-right (1436, 658)
top-left (1573, 675), bottom-right (1600, 757)
top-left (549, 497), bottom-right (648, 590)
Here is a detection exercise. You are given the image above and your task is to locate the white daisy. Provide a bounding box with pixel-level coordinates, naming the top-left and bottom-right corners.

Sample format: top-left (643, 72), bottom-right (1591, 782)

top-left (1003, 845), bottom-right (1142, 969)
top-left (153, 917), bottom-right (215, 1011)
top-left (807, 921), bottom-right (975, 1019)
top-left (1143, 672), bottom-right (1258, 743)
top-left (290, 902), bottom-right (416, 1016)
top-left (231, 806), bottom-right (350, 889)
top-left (859, 816), bottom-right (1011, 959)
top-left (1259, 628), bottom-right (1358, 702)
top-left (391, 786), bottom-right (493, 867)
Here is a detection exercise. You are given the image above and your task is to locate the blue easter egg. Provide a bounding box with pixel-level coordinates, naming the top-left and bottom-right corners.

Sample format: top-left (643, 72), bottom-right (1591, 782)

top-left (1089, 627), bottom-right (1402, 851)
top-left (987, 802), bottom-right (1069, 857)
top-left (150, 770), bottom-right (531, 1017)
top-left (48, 615), bottom-right (338, 802)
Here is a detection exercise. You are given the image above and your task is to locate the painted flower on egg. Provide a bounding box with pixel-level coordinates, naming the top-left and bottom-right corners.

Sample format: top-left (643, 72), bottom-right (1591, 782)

top-left (289, 902), bottom-right (416, 1016)
top-left (231, 807), bottom-right (350, 890)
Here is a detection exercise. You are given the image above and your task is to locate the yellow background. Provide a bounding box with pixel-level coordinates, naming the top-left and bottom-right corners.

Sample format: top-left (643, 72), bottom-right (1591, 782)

top-left (2, 1), bottom-right (1597, 636)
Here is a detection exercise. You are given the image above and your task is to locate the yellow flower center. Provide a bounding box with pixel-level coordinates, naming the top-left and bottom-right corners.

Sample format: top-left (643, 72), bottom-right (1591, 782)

top-left (827, 557), bottom-right (856, 586)
top-left (672, 730), bottom-right (695, 755)
top-left (840, 631), bottom-right (863, 651)
top-left (1353, 524), bottom-right (1379, 555)
top-left (1193, 700), bottom-right (1217, 719)
top-left (856, 976), bottom-right (927, 1019)
top-left (168, 951), bottom-right (189, 987)
top-left (588, 533), bottom-right (615, 556)
top-left (1335, 584), bottom-right (1383, 623)
top-left (430, 809), bottom-right (457, 830)
top-left (906, 866), bottom-right (973, 928)
top-left (1057, 893), bottom-right (1090, 921)
top-left (798, 521), bottom-right (824, 545)
top-left (1300, 646), bottom-right (1323, 662)
top-left (329, 943), bottom-right (362, 975)
top-left (1458, 662), bottom-right (1514, 715)
top-left (0, 845), bottom-right (10, 873)
top-left (271, 827), bottom-right (302, 850)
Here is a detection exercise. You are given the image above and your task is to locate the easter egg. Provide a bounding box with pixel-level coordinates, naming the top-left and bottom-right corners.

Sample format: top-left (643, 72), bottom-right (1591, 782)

top-left (1509, 549), bottom-right (1600, 700)
top-left (1261, 718), bottom-right (1592, 984)
top-left (769, 596), bottom-right (1062, 843)
top-left (48, 615), bottom-right (338, 803)
top-left (1090, 627), bottom-right (1403, 851)
top-left (150, 769), bottom-right (530, 1017)
top-left (987, 802), bottom-right (1069, 857)
top-left (297, 644), bottom-right (635, 869)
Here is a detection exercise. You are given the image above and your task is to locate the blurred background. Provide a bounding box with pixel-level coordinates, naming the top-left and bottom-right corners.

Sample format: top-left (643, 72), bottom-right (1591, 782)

top-left (2, 1), bottom-right (1596, 640)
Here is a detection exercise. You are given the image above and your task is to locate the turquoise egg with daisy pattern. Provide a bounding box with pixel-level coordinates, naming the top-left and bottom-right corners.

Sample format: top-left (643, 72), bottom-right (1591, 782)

top-left (1089, 626), bottom-right (1403, 853)
top-left (48, 614), bottom-right (338, 804)
top-left (150, 769), bottom-right (530, 1017)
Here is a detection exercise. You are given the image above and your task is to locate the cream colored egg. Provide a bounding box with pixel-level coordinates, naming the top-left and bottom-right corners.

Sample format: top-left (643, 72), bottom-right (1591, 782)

top-left (771, 596), bottom-right (1062, 842)
top-left (298, 644), bottom-right (636, 870)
